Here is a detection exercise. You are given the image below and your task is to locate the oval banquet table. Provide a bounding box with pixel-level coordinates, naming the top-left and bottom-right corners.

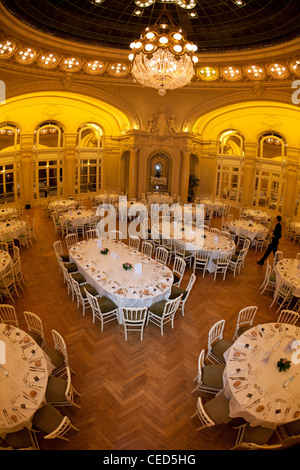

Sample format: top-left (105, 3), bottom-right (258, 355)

top-left (0, 323), bottom-right (54, 438)
top-left (69, 238), bottom-right (174, 323)
top-left (223, 322), bottom-right (300, 429)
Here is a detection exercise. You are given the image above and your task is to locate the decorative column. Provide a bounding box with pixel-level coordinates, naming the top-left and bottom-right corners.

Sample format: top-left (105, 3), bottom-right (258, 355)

top-left (19, 148), bottom-right (34, 209)
top-left (282, 161), bottom-right (298, 219)
top-left (241, 155), bottom-right (256, 207)
top-left (128, 147), bottom-right (138, 199)
top-left (64, 147), bottom-right (76, 197)
top-left (180, 148), bottom-right (190, 203)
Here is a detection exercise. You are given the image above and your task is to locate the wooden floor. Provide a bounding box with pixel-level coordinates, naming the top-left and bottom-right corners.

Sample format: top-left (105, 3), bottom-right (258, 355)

top-left (4, 202), bottom-right (300, 451)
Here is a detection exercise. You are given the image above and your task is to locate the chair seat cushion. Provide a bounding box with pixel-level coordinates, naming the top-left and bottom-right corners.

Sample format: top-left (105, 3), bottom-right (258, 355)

top-left (231, 255), bottom-right (238, 262)
top-left (28, 330), bottom-right (43, 346)
top-left (211, 339), bottom-right (234, 362)
top-left (45, 348), bottom-right (65, 370)
top-left (269, 273), bottom-right (276, 282)
top-left (60, 254), bottom-right (70, 262)
top-left (202, 363), bottom-right (225, 389)
top-left (64, 262), bottom-right (78, 273)
top-left (237, 324), bottom-right (252, 336)
top-left (282, 419), bottom-right (300, 438)
top-left (173, 274), bottom-right (180, 285)
top-left (46, 375), bottom-right (67, 403)
top-left (71, 272), bottom-right (86, 284)
top-left (5, 428), bottom-right (33, 449)
top-left (148, 299), bottom-right (167, 317)
top-left (169, 286), bottom-right (187, 300)
top-left (204, 393), bottom-right (230, 425)
top-left (32, 404), bottom-right (64, 434)
top-left (98, 296), bottom-right (118, 313)
top-left (242, 424), bottom-right (274, 445)
top-left (80, 284), bottom-right (98, 298)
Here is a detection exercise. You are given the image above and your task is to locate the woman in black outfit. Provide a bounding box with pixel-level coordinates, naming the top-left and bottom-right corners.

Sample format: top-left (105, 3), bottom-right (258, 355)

top-left (257, 215), bottom-right (282, 265)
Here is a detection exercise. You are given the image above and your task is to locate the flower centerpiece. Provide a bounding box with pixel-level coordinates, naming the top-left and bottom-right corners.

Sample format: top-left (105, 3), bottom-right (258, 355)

top-left (100, 248), bottom-right (109, 255)
top-left (122, 262), bottom-right (133, 271)
top-left (277, 358), bottom-right (291, 372)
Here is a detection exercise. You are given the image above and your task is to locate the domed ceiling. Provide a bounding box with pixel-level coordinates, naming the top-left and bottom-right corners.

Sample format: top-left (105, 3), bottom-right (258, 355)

top-left (1, 0), bottom-right (300, 53)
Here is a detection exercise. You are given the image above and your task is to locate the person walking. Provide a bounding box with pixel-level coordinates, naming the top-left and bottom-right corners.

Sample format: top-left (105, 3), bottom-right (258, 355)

top-left (257, 215), bottom-right (282, 265)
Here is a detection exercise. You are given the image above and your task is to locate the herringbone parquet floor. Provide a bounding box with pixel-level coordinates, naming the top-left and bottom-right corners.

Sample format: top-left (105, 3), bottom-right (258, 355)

top-left (4, 202), bottom-right (300, 451)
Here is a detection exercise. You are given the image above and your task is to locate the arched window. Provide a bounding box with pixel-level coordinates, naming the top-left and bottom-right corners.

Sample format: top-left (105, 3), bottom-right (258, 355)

top-left (0, 123), bottom-right (20, 151)
top-left (258, 132), bottom-right (286, 160)
top-left (77, 123), bottom-right (103, 148)
top-left (219, 130), bottom-right (244, 156)
top-left (34, 121), bottom-right (64, 148)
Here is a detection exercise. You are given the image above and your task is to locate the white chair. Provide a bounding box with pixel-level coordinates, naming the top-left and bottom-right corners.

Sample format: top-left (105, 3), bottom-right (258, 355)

top-left (121, 307), bottom-right (148, 341)
top-left (154, 246), bottom-right (168, 265)
top-left (85, 229), bottom-right (100, 239)
top-left (173, 239), bottom-right (193, 267)
top-left (275, 419), bottom-right (300, 444)
top-left (32, 404), bottom-right (79, 441)
top-left (0, 269), bottom-right (20, 303)
top-left (260, 261), bottom-right (276, 294)
top-left (45, 366), bottom-right (81, 409)
top-left (141, 240), bottom-right (153, 257)
top-left (0, 304), bottom-right (19, 326)
top-left (69, 275), bottom-right (98, 316)
top-left (231, 423), bottom-right (281, 450)
top-left (210, 228), bottom-right (220, 235)
top-left (18, 225), bottom-right (32, 248)
top-left (192, 349), bottom-right (225, 394)
top-left (228, 247), bottom-right (247, 277)
top-left (270, 282), bottom-right (293, 313)
top-left (193, 249), bottom-right (210, 277)
top-left (0, 241), bottom-right (8, 251)
top-left (110, 230), bottom-right (122, 240)
top-left (147, 295), bottom-right (182, 336)
top-left (277, 309), bottom-right (300, 325)
top-left (169, 272), bottom-right (196, 317)
top-left (85, 288), bottom-right (119, 331)
top-left (273, 250), bottom-right (283, 270)
top-left (13, 256), bottom-right (26, 291)
top-left (191, 394), bottom-right (231, 431)
top-left (211, 252), bottom-right (232, 281)
top-left (45, 329), bottom-right (74, 378)
top-left (129, 235), bottom-right (140, 250)
top-left (206, 319), bottom-right (233, 364)
top-left (161, 238), bottom-right (175, 263)
top-left (23, 311), bottom-right (48, 350)
top-left (231, 306), bottom-right (258, 341)
top-left (172, 256), bottom-right (186, 287)
top-left (65, 233), bottom-right (78, 251)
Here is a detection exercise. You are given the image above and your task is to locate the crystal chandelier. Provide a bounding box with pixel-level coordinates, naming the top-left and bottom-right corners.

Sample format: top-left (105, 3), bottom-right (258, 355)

top-left (128, 5), bottom-right (198, 95)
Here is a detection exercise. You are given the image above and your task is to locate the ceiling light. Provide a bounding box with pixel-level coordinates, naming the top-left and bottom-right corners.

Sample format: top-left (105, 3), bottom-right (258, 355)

top-left (128, 5), bottom-right (198, 95)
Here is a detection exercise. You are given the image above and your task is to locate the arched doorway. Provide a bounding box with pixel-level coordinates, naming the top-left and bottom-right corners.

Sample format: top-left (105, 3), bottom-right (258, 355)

top-left (149, 153), bottom-right (169, 192)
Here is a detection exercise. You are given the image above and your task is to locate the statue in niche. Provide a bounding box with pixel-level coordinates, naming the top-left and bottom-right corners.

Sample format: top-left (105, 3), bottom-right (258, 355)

top-left (167, 114), bottom-right (177, 134)
top-left (147, 108), bottom-right (177, 136)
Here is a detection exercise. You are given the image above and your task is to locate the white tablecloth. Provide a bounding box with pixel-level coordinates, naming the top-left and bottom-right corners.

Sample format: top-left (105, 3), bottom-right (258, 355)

top-left (94, 193), bottom-right (119, 203)
top-left (147, 195), bottom-right (173, 205)
top-left (152, 222), bottom-right (235, 272)
top-left (0, 207), bottom-right (18, 221)
top-left (242, 209), bottom-right (271, 222)
top-left (228, 219), bottom-right (268, 241)
top-left (59, 209), bottom-right (96, 228)
top-left (0, 220), bottom-right (26, 243)
top-left (0, 323), bottom-right (53, 437)
top-left (200, 199), bottom-right (225, 212)
top-left (49, 199), bottom-right (77, 212)
top-left (223, 322), bottom-right (300, 429)
top-left (275, 259), bottom-right (300, 298)
top-left (69, 239), bottom-right (173, 323)
top-left (291, 222), bottom-right (300, 235)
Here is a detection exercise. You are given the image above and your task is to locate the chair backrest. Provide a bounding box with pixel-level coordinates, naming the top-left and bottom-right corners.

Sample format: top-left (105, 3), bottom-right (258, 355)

top-left (208, 320), bottom-right (225, 348)
top-left (210, 228), bottom-right (220, 234)
top-left (237, 305), bottom-right (258, 328)
top-left (129, 235), bottom-right (140, 250)
top-left (23, 311), bottom-right (45, 337)
top-left (216, 252), bottom-right (232, 265)
top-left (86, 229), bottom-right (100, 239)
top-left (277, 309), bottom-right (300, 325)
top-left (274, 250), bottom-right (283, 265)
top-left (194, 249), bottom-right (210, 261)
top-left (197, 349), bottom-right (205, 382)
top-left (196, 396), bottom-right (215, 428)
top-left (1, 269), bottom-right (16, 288)
top-left (220, 231), bottom-right (231, 239)
top-left (155, 246), bottom-right (168, 265)
top-left (13, 245), bottom-right (20, 260)
top-left (85, 288), bottom-right (101, 315)
top-left (65, 233), bottom-right (78, 250)
top-left (141, 241), bottom-right (153, 257)
top-left (162, 295), bottom-right (182, 321)
top-left (0, 241), bottom-right (8, 251)
top-left (0, 303), bottom-right (19, 326)
top-left (52, 329), bottom-right (69, 363)
top-left (173, 240), bottom-right (187, 256)
top-left (173, 256), bottom-right (186, 277)
top-left (122, 307), bottom-right (148, 324)
top-left (13, 256), bottom-right (22, 275)
top-left (110, 230), bottom-right (122, 240)
top-left (185, 273), bottom-right (196, 301)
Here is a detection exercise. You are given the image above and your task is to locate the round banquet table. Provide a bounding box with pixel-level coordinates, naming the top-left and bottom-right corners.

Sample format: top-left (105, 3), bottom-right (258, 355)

top-left (0, 220), bottom-right (26, 243)
top-left (59, 209), bottom-right (96, 228)
top-left (0, 250), bottom-right (13, 279)
top-left (223, 322), bottom-right (300, 429)
top-left (0, 207), bottom-right (18, 221)
top-left (0, 323), bottom-right (54, 438)
top-left (228, 219), bottom-right (268, 242)
top-left (152, 222), bottom-right (235, 273)
top-left (94, 193), bottom-right (119, 204)
top-left (48, 199), bottom-right (77, 212)
top-left (242, 208), bottom-right (271, 222)
top-left (200, 199), bottom-right (225, 212)
top-left (275, 258), bottom-right (300, 298)
top-left (290, 221), bottom-right (300, 235)
top-left (69, 238), bottom-right (173, 323)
